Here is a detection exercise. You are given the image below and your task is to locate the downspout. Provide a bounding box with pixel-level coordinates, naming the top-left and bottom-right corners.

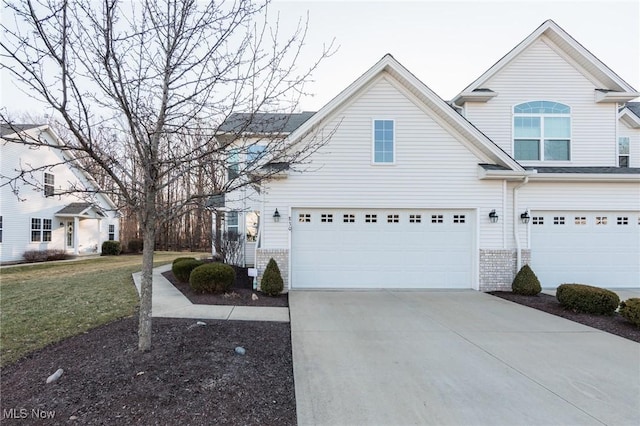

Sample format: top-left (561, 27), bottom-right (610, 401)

top-left (513, 176), bottom-right (529, 271)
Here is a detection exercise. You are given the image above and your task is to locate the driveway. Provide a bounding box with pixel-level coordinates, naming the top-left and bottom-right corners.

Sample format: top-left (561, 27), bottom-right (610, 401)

top-left (290, 290), bottom-right (640, 426)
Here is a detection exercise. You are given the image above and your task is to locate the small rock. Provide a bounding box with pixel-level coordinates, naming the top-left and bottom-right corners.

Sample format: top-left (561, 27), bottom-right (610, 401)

top-left (136, 371), bottom-right (145, 376)
top-left (196, 321), bottom-right (207, 326)
top-left (251, 293), bottom-right (259, 301)
top-left (235, 346), bottom-right (246, 355)
top-left (46, 368), bottom-right (64, 384)
top-left (69, 416), bottom-right (78, 421)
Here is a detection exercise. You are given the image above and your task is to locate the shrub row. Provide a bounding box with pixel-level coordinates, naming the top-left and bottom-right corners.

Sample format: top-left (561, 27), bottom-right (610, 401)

top-left (556, 283), bottom-right (620, 316)
top-left (101, 241), bottom-right (122, 255)
top-left (619, 298), bottom-right (640, 328)
top-left (190, 263), bottom-right (235, 294)
top-left (23, 249), bottom-right (70, 263)
top-left (172, 259), bottom-right (204, 283)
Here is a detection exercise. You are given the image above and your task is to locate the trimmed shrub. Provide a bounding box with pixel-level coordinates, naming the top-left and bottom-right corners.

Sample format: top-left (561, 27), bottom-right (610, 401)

top-left (127, 238), bottom-right (143, 253)
top-left (101, 240), bottom-right (122, 256)
top-left (172, 259), bottom-right (204, 283)
top-left (512, 264), bottom-right (542, 296)
top-left (261, 258), bottom-right (284, 296)
top-left (619, 298), bottom-right (640, 328)
top-left (556, 284), bottom-right (620, 315)
top-left (172, 257), bottom-right (196, 267)
top-left (189, 263), bottom-right (236, 294)
top-left (23, 249), bottom-right (70, 263)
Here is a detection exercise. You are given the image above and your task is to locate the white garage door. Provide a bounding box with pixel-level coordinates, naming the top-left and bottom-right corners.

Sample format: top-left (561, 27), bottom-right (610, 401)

top-left (531, 211), bottom-right (640, 288)
top-left (291, 209), bottom-right (475, 289)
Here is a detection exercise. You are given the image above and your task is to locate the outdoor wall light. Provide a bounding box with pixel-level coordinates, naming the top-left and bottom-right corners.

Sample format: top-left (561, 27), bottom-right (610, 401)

top-left (520, 210), bottom-right (531, 224)
top-left (489, 209), bottom-right (499, 223)
top-left (273, 208), bottom-right (281, 222)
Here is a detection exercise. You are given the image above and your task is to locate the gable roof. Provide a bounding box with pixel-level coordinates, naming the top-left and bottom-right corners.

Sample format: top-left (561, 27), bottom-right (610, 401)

top-left (285, 54), bottom-right (524, 172)
top-left (55, 202), bottom-right (106, 217)
top-left (619, 102), bottom-right (640, 129)
top-left (2, 124), bottom-right (118, 210)
top-left (453, 20), bottom-right (639, 105)
top-left (218, 112), bottom-right (315, 134)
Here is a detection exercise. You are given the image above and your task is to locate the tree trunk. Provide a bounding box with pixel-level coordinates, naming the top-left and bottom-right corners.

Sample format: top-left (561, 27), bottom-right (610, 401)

top-left (138, 214), bottom-right (156, 352)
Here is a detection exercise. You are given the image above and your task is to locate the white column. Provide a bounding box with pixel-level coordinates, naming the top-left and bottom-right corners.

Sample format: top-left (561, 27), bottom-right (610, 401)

top-left (73, 216), bottom-right (80, 256)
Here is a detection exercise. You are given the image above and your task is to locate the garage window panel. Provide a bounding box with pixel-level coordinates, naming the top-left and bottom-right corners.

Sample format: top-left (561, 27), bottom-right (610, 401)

top-left (365, 214), bottom-right (377, 223)
top-left (553, 216), bottom-right (565, 225)
top-left (343, 214), bottom-right (355, 223)
top-left (596, 217), bottom-right (608, 225)
top-left (409, 214), bottom-right (421, 223)
top-left (574, 216), bottom-right (586, 225)
top-left (299, 213), bottom-right (311, 223)
top-left (617, 217), bottom-right (628, 225)
top-left (321, 214), bottom-right (333, 223)
top-left (387, 214), bottom-right (399, 223)
top-left (431, 214), bottom-right (443, 224)
top-left (533, 216), bottom-right (544, 225)
top-left (453, 214), bottom-right (466, 224)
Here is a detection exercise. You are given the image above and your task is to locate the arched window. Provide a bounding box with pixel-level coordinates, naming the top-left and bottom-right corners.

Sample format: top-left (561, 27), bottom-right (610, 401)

top-left (513, 101), bottom-right (571, 161)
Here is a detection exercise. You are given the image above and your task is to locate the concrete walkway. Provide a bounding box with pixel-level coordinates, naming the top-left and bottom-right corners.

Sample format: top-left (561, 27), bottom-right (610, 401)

top-left (131, 264), bottom-right (289, 322)
top-left (291, 290), bottom-right (640, 426)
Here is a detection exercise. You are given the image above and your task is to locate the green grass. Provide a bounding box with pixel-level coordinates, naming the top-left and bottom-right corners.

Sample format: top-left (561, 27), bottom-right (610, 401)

top-left (0, 252), bottom-right (208, 367)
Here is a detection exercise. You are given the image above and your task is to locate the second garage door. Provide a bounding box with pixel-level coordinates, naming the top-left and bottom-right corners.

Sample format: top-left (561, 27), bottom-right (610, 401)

top-left (290, 209), bottom-right (474, 289)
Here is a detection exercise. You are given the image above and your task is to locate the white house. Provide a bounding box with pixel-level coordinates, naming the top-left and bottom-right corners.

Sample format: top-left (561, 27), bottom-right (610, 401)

top-left (1, 124), bottom-right (120, 263)
top-left (219, 20), bottom-right (640, 291)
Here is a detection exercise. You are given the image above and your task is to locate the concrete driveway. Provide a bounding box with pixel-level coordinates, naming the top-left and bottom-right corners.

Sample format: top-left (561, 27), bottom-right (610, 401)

top-left (290, 290), bottom-right (640, 426)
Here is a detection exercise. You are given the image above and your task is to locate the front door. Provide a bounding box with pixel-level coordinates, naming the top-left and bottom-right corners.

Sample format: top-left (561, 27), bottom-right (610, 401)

top-left (66, 221), bottom-right (74, 248)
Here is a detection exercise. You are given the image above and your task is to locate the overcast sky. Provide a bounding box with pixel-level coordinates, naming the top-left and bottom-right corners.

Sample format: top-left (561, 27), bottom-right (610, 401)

top-left (2, 0), bottom-right (638, 116)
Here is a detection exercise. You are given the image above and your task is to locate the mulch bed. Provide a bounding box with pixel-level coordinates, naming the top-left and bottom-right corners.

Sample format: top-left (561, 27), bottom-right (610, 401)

top-left (1, 316), bottom-right (296, 425)
top-left (162, 271), bottom-right (288, 308)
top-left (489, 292), bottom-right (640, 343)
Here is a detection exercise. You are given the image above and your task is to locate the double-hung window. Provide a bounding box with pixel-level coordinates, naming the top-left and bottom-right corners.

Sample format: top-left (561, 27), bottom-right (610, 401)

top-left (226, 211), bottom-right (239, 241)
top-left (31, 218), bottom-right (52, 242)
top-left (227, 148), bottom-right (240, 180)
top-left (247, 145), bottom-right (266, 165)
top-left (108, 224), bottom-right (115, 241)
top-left (513, 101), bottom-right (570, 161)
top-left (44, 172), bottom-right (55, 197)
top-left (618, 137), bottom-right (630, 168)
top-left (373, 119), bottom-right (394, 163)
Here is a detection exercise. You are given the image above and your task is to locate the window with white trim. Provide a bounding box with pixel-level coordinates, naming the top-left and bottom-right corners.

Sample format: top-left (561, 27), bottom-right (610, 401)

top-left (532, 217), bottom-right (544, 225)
top-left (373, 120), bottom-right (394, 163)
top-left (387, 214), bottom-right (399, 223)
top-left (453, 214), bottom-right (466, 224)
top-left (321, 214), bottom-right (333, 223)
top-left (226, 211), bottom-right (239, 240)
top-left (247, 145), bottom-right (266, 164)
top-left (617, 216), bottom-right (628, 225)
top-left (227, 148), bottom-right (240, 180)
top-left (431, 214), bottom-right (443, 224)
top-left (365, 214), bottom-right (377, 223)
top-left (409, 214), bottom-right (421, 223)
top-left (553, 216), bottom-right (565, 225)
top-left (574, 217), bottom-right (586, 225)
top-left (108, 224), bottom-right (115, 241)
top-left (596, 217), bottom-right (607, 225)
top-left (31, 218), bottom-right (52, 242)
top-left (618, 137), bottom-right (630, 168)
top-left (44, 172), bottom-right (55, 197)
top-left (513, 101), bottom-right (570, 161)
top-left (343, 214), bottom-right (355, 223)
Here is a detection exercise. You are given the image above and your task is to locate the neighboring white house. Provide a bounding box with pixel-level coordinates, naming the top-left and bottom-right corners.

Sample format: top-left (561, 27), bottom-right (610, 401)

top-left (0, 124), bottom-right (120, 263)
top-left (218, 20), bottom-right (640, 291)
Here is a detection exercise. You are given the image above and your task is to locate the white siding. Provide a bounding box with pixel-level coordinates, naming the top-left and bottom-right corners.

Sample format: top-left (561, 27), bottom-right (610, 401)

top-left (0, 131), bottom-right (118, 262)
top-left (262, 76), bottom-right (506, 251)
top-left (464, 37), bottom-right (618, 167)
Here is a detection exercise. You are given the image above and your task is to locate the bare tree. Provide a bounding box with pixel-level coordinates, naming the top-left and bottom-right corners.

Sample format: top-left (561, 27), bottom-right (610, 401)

top-left (1, 0), bottom-right (334, 351)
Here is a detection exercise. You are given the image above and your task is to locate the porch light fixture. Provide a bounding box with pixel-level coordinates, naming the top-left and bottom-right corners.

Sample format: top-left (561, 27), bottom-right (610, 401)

top-left (273, 208), bottom-right (281, 222)
top-left (520, 210), bottom-right (531, 224)
top-left (488, 209), bottom-right (499, 223)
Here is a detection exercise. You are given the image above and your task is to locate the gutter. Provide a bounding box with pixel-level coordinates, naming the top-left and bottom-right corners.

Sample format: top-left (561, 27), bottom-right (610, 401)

top-left (513, 176), bottom-right (529, 272)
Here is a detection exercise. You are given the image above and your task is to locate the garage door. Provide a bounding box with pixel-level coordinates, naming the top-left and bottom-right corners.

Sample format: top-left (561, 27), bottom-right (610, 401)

top-left (291, 209), bottom-right (474, 289)
top-left (530, 211), bottom-right (640, 288)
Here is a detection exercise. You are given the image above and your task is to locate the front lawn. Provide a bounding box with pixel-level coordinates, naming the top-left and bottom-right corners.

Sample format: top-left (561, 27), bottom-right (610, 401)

top-left (0, 252), bottom-right (208, 366)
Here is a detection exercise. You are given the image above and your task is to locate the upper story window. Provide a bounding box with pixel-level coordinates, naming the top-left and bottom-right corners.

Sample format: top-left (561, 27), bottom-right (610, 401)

top-left (618, 137), bottom-right (630, 168)
top-left (373, 119), bottom-right (394, 164)
top-left (227, 149), bottom-right (240, 180)
top-left (44, 172), bottom-right (55, 197)
top-left (247, 145), bottom-right (266, 164)
top-left (513, 101), bottom-right (571, 161)
top-left (226, 211), bottom-right (239, 240)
